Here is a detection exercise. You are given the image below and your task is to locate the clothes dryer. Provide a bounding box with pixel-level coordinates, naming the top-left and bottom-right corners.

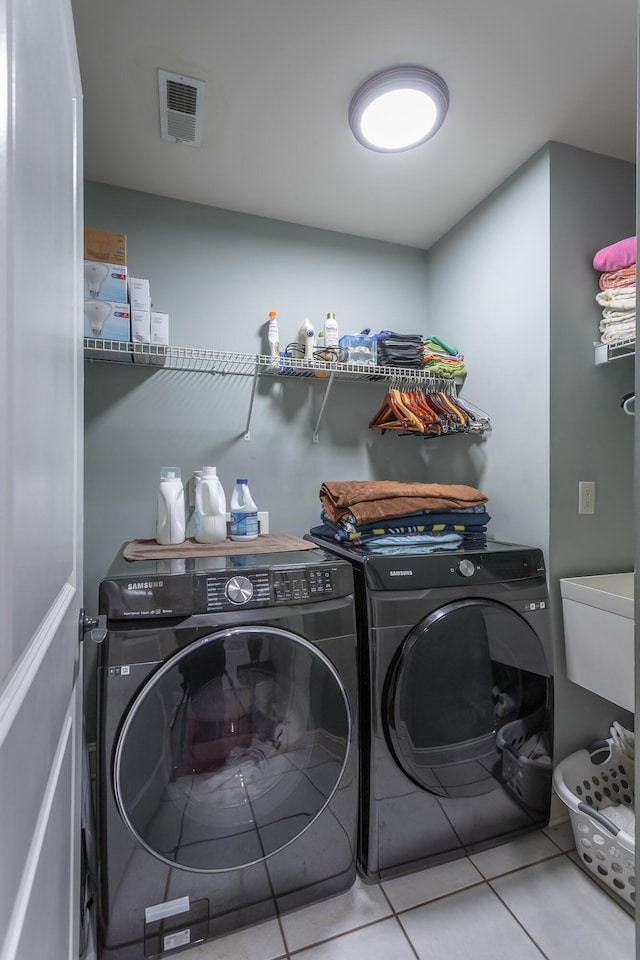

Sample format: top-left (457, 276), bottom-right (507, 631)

top-left (95, 547), bottom-right (357, 959)
top-left (306, 537), bottom-right (553, 882)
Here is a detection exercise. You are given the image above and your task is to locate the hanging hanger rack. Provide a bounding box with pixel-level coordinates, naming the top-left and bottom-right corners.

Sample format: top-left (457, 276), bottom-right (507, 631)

top-left (368, 378), bottom-right (491, 438)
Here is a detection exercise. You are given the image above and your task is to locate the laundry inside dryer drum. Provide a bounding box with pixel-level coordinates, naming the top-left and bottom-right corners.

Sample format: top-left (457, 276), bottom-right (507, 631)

top-left (114, 626), bottom-right (351, 872)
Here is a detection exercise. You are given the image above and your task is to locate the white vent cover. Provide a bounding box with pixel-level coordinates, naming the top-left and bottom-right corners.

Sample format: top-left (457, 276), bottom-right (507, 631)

top-left (158, 69), bottom-right (205, 146)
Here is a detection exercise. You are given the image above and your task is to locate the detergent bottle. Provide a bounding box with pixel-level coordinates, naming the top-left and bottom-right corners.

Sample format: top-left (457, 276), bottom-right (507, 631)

top-left (192, 469), bottom-right (203, 538)
top-left (156, 468), bottom-right (186, 545)
top-left (195, 466), bottom-right (227, 544)
top-left (229, 479), bottom-right (259, 541)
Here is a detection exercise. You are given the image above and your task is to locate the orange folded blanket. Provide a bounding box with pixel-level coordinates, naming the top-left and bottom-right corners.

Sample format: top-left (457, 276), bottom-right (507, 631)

top-left (319, 480), bottom-right (488, 524)
top-left (599, 265), bottom-right (636, 290)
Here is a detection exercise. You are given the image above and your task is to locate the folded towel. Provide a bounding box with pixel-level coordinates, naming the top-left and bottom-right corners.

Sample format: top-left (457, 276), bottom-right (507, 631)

top-left (596, 287), bottom-right (636, 311)
top-left (319, 480), bottom-right (488, 524)
top-left (593, 236), bottom-right (636, 273)
top-left (422, 335), bottom-right (460, 357)
top-left (599, 265), bottom-right (636, 290)
top-left (599, 318), bottom-right (635, 342)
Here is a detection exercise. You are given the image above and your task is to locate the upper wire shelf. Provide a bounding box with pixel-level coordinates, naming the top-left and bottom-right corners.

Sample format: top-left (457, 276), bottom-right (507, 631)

top-left (594, 336), bottom-right (636, 365)
top-left (83, 338), bottom-right (460, 385)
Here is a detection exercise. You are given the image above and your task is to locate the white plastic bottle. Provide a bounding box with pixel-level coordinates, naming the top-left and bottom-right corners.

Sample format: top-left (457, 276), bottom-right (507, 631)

top-left (230, 479), bottom-right (259, 541)
top-left (268, 311), bottom-right (279, 366)
top-left (195, 466), bottom-right (227, 544)
top-left (156, 467), bottom-right (186, 545)
top-left (324, 312), bottom-right (339, 347)
top-left (192, 469), bottom-right (203, 538)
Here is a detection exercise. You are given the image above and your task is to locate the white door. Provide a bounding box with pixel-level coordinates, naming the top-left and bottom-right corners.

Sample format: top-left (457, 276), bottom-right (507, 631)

top-left (0, 1), bottom-right (83, 958)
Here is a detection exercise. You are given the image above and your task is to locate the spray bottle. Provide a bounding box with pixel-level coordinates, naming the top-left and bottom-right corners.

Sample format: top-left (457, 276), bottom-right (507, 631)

top-left (267, 311), bottom-right (279, 366)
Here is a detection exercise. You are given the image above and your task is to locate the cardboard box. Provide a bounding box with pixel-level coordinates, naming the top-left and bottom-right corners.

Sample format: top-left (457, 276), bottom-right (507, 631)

top-left (84, 300), bottom-right (131, 341)
top-left (84, 260), bottom-right (128, 303)
top-left (84, 228), bottom-right (127, 265)
top-left (151, 311), bottom-right (169, 345)
top-left (128, 277), bottom-right (151, 312)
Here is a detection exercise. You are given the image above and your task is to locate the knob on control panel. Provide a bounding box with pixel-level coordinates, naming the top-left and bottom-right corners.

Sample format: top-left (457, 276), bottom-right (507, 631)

top-left (225, 576), bottom-right (254, 604)
top-left (457, 559), bottom-right (476, 578)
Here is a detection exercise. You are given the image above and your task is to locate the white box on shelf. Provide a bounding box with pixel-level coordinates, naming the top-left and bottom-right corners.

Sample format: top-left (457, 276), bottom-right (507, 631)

top-left (128, 277), bottom-right (151, 312)
top-left (131, 307), bottom-right (151, 344)
top-left (84, 260), bottom-right (128, 303)
top-left (151, 311), bottom-right (169, 344)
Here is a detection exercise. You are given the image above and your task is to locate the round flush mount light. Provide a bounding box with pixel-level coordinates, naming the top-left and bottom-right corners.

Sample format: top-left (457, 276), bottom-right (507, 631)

top-left (349, 66), bottom-right (449, 153)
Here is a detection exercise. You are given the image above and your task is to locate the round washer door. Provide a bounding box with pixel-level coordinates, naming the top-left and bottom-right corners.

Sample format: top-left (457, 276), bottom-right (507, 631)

top-left (114, 625), bottom-right (352, 872)
top-left (385, 598), bottom-right (551, 798)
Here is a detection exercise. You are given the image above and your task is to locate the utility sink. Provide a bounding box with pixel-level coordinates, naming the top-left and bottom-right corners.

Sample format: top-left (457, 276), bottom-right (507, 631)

top-left (560, 573), bottom-right (634, 711)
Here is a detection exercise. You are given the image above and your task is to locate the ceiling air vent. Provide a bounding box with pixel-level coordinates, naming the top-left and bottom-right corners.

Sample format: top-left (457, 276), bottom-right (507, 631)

top-left (158, 69), bottom-right (205, 146)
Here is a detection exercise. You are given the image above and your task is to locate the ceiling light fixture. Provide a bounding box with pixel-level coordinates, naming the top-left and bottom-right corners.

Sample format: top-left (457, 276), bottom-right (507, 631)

top-left (349, 66), bottom-right (449, 153)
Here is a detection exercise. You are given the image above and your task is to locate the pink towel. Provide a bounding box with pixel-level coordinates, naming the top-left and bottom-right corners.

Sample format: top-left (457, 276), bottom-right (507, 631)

top-left (593, 236), bottom-right (636, 273)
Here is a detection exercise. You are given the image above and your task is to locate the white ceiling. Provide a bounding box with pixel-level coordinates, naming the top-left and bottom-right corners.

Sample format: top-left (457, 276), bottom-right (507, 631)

top-left (71, 0), bottom-right (638, 250)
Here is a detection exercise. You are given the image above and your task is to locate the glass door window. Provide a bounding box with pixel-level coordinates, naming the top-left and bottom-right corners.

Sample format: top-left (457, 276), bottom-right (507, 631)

top-left (114, 625), bottom-right (351, 872)
top-left (385, 599), bottom-right (551, 801)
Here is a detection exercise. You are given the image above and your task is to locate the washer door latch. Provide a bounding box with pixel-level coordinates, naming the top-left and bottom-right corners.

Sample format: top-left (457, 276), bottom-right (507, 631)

top-left (79, 609), bottom-right (107, 645)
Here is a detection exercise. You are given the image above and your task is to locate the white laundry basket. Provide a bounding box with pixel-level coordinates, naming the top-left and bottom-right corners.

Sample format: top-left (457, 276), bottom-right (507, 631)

top-left (553, 738), bottom-right (635, 908)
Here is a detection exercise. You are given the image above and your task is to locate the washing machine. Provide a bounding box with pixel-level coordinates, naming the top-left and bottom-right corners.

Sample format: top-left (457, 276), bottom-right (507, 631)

top-left (95, 546), bottom-right (358, 959)
top-left (305, 536), bottom-right (554, 882)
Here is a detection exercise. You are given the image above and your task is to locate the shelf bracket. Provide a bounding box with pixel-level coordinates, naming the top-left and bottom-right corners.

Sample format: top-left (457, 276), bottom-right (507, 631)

top-left (313, 372), bottom-right (335, 443)
top-left (244, 364), bottom-right (260, 440)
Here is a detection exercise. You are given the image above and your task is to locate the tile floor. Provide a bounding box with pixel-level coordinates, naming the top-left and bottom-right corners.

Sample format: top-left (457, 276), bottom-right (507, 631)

top-left (179, 820), bottom-right (635, 960)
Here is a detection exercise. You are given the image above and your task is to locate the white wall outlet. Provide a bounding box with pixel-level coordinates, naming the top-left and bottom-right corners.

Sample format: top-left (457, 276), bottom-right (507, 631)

top-left (578, 480), bottom-right (595, 515)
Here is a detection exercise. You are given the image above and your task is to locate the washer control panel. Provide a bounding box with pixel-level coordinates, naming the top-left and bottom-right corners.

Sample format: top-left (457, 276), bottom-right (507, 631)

top-left (99, 558), bottom-right (349, 619)
top-left (203, 566), bottom-right (336, 612)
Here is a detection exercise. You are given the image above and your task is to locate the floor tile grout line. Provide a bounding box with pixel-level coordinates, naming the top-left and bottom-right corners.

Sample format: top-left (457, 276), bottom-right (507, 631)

top-left (484, 881), bottom-right (552, 960)
top-left (467, 848), bottom-right (566, 884)
top-left (284, 913), bottom-right (395, 957)
top-left (392, 877), bottom-right (488, 917)
top-left (221, 840), bottom-right (593, 960)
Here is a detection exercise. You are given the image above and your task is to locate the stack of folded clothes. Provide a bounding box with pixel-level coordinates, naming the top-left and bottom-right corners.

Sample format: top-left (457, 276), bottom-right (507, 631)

top-left (421, 335), bottom-right (467, 378)
top-left (310, 480), bottom-right (490, 553)
top-left (593, 236), bottom-right (636, 344)
top-left (375, 331), bottom-right (424, 368)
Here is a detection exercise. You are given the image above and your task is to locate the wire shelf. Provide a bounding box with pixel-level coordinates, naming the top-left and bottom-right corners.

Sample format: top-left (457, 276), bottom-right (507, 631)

top-left (594, 337), bottom-right (636, 365)
top-left (83, 338), bottom-right (461, 384)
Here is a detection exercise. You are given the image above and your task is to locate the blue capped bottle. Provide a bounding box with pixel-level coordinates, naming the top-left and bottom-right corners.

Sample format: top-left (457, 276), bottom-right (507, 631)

top-left (229, 479), bottom-right (259, 541)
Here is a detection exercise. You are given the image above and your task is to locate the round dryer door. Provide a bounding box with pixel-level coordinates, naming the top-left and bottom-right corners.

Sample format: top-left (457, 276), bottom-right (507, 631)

top-left (113, 625), bottom-right (352, 872)
top-left (385, 598), bottom-right (551, 799)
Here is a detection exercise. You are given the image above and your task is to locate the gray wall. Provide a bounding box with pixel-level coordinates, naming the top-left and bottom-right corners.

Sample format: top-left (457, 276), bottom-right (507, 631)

top-left (84, 145), bottom-right (635, 757)
top-left (423, 148), bottom-right (551, 547)
top-left (548, 143), bottom-right (635, 755)
top-left (424, 142), bottom-right (635, 759)
top-left (83, 180), bottom-right (458, 618)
